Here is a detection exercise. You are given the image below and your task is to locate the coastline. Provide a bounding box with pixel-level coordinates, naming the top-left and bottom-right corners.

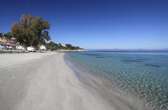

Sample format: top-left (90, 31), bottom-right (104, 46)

top-left (65, 53), bottom-right (151, 110)
top-left (0, 52), bottom-right (111, 110)
top-left (0, 52), bottom-right (150, 110)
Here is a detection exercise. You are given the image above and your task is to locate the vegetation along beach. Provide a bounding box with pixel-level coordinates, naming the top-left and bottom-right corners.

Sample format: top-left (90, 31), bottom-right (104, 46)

top-left (1, 0), bottom-right (168, 110)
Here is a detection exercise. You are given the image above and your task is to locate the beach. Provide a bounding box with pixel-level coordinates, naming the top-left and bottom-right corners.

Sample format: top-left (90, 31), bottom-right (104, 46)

top-left (0, 52), bottom-right (149, 110)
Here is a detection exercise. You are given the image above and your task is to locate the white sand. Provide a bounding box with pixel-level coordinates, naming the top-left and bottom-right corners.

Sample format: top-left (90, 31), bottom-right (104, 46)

top-left (0, 52), bottom-right (149, 110)
top-left (0, 52), bottom-right (54, 68)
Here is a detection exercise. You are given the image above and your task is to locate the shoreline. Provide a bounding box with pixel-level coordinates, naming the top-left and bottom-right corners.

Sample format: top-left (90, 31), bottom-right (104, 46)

top-left (0, 52), bottom-right (113, 110)
top-left (0, 52), bottom-right (150, 110)
top-left (65, 53), bottom-right (151, 110)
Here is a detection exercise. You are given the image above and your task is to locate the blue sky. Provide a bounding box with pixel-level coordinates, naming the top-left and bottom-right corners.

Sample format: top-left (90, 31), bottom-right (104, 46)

top-left (0, 0), bottom-right (168, 49)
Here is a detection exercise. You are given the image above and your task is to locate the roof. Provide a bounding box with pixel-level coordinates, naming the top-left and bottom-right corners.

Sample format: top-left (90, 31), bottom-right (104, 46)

top-left (0, 37), bottom-right (16, 46)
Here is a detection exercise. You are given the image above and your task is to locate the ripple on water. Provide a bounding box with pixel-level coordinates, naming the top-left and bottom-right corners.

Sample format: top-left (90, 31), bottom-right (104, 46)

top-left (145, 64), bottom-right (161, 68)
top-left (68, 52), bottom-right (168, 110)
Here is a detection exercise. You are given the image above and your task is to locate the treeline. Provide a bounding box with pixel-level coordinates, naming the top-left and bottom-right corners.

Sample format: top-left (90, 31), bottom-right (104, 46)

top-left (47, 42), bottom-right (81, 51)
top-left (0, 14), bottom-right (82, 50)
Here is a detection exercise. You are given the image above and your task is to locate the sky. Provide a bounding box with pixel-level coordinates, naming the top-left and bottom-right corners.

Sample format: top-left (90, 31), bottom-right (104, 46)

top-left (0, 0), bottom-right (168, 49)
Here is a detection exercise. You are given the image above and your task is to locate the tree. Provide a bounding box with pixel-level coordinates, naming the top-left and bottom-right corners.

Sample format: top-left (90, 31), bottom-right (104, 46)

top-left (65, 44), bottom-right (81, 50)
top-left (65, 44), bottom-right (73, 49)
top-left (41, 31), bottom-right (51, 44)
top-left (4, 32), bottom-right (13, 39)
top-left (57, 43), bottom-right (65, 49)
top-left (0, 33), bottom-right (3, 37)
top-left (12, 14), bottom-right (50, 47)
top-left (46, 41), bottom-right (58, 51)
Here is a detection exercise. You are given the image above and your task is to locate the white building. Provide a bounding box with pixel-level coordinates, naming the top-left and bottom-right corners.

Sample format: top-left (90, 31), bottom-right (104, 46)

top-left (39, 45), bottom-right (47, 51)
top-left (16, 45), bottom-right (25, 50)
top-left (27, 46), bottom-right (36, 52)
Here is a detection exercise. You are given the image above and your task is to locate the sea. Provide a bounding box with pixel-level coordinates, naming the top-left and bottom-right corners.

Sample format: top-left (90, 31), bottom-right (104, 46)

top-left (66, 51), bottom-right (168, 110)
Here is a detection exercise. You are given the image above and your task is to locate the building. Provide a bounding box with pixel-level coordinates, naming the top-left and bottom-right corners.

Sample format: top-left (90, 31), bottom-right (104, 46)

top-left (39, 45), bottom-right (47, 51)
top-left (16, 45), bottom-right (25, 50)
top-left (27, 46), bottom-right (36, 52)
top-left (0, 37), bottom-right (17, 49)
top-left (0, 37), bottom-right (7, 44)
top-left (0, 37), bottom-right (8, 48)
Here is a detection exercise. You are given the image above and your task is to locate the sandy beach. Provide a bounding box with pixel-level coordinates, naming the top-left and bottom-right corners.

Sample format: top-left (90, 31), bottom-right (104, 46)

top-left (0, 52), bottom-right (149, 110)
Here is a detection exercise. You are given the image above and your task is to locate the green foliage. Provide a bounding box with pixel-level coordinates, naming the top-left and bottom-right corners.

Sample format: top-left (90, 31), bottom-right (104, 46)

top-left (58, 43), bottom-right (65, 49)
top-left (2, 14), bottom-right (82, 50)
top-left (0, 33), bottom-right (3, 37)
top-left (65, 44), bottom-right (74, 49)
top-left (65, 44), bottom-right (81, 50)
top-left (46, 41), bottom-right (59, 51)
top-left (46, 42), bottom-right (82, 51)
top-left (41, 31), bottom-right (51, 45)
top-left (4, 32), bottom-right (13, 39)
top-left (11, 14), bottom-right (50, 47)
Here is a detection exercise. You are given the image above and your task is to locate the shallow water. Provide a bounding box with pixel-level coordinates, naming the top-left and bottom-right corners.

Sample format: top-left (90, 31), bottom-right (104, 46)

top-left (67, 51), bottom-right (168, 110)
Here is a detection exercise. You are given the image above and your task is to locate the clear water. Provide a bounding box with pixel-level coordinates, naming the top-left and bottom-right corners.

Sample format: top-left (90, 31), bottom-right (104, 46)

top-left (67, 51), bottom-right (168, 110)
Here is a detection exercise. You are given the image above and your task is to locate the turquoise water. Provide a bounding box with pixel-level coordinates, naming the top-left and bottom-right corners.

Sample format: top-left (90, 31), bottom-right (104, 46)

top-left (67, 51), bottom-right (168, 110)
